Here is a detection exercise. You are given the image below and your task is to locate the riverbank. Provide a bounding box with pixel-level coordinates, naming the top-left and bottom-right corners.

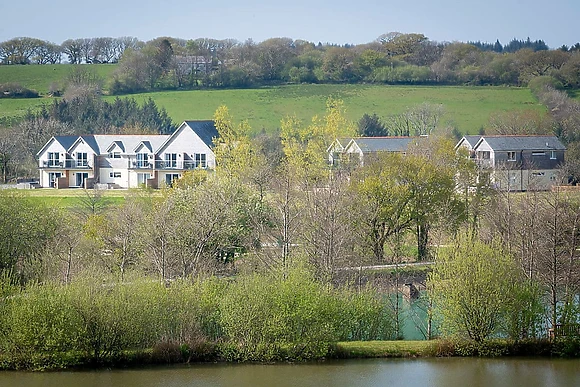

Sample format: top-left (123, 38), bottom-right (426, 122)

top-left (1, 339), bottom-right (578, 371)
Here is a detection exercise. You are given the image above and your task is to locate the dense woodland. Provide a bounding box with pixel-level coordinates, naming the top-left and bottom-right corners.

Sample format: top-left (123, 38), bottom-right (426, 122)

top-left (1, 34), bottom-right (580, 92)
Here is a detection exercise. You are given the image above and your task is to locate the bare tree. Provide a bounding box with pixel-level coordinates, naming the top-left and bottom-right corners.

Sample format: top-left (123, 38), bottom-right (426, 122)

top-left (300, 171), bottom-right (357, 280)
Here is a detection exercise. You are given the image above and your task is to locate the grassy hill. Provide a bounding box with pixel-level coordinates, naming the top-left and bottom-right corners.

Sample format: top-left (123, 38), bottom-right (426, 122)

top-left (105, 85), bottom-right (545, 135)
top-left (0, 63), bottom-right (116, 94)
top-left (0, 64), bottom-right (547, 134)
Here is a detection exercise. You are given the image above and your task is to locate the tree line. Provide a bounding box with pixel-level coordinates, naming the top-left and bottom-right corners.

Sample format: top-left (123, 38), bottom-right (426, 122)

top-left (2, 33), bottom-right (580, 93)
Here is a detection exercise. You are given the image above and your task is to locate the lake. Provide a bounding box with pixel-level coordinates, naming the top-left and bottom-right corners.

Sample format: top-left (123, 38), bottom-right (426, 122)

top-left (1, 357), bottom-right (578, 387)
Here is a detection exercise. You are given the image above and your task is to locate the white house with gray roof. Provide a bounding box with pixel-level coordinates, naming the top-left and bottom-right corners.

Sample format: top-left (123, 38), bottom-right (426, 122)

top-left (37, 121), bottom-right (218, 189)
top-left (455, 135), bottom-right (482, 157)
top-left (332, 137), bottom-right (421, 166)
top-left (470, 135), bottom-right (566, 191)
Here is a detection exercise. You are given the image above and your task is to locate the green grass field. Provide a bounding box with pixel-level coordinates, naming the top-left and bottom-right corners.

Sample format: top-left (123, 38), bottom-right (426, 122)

top-left (0, 63), bottom-right (117, 94)
top-left (108, 84), bottom-right (543, 135)
top-left (18, 188), bottom-right (137, 208)
top-left (0, 63), bottom-right (549, 134)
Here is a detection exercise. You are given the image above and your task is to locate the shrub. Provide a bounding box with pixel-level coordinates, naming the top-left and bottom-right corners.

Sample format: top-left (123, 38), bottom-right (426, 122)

top-left (0, 83), bottom-right (39, 98)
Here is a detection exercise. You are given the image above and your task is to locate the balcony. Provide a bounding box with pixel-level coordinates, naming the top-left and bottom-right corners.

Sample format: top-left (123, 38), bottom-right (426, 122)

top-left (40, 160), bottom-right (92, 169)
top-left (130, 161), bottom-right (153, 169)
top-left (475, 159), bottom-right (493, 169)
top-left (155, 161), bottom-right (204, 170)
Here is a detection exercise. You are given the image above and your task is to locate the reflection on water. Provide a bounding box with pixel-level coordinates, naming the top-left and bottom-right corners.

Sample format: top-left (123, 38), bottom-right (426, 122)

top-left (0, 357), bottom-right (579, 387)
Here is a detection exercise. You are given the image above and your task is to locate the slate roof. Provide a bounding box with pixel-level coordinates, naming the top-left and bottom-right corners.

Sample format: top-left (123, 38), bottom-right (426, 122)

top-left (93, 135), bottom-right (169, 154)
top-left (476, 135), bottom-right (566, 152)
top-left (135, 140), bottom-right (153, 153)
top-left (350, 137), bottom-right (417, 153)
top-left (184, 120), bottom-right (219, 148)
top-left (36, 135), bottom-right (78, 156)
top-left (462, 135), bottom-right (482, 148)
top-left (54, 136), bottom-right (79, 150)
top-left (38, 120), bottom-right (217, 157)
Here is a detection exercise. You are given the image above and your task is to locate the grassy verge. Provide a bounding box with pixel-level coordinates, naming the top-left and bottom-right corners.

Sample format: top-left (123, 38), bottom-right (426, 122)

top-left (333, 340), bottom-right (438, 358)
top-left (14, 187), bottom-right (161, 207)
top-left (2, 339), bottom-right (577, 371)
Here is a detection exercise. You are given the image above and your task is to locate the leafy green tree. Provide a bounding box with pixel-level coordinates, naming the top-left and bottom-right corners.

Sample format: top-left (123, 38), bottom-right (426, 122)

top-left (405, 136), bottom-right (459, 260)
top-left (351, 153), bottom-right (414, 263)
top-left (0, 191), bottom-right (60, 282)
top-left (429, 234), bottom-right (530, 342)
top-left (213, 105), bottom-right (256, 180)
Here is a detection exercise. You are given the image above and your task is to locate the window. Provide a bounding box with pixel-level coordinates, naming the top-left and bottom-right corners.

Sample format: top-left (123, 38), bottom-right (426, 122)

top-left (165, 153), bottom-right (177, 168)
top-left (531, 172), bottom-right (545, 177)
top-left (194, 153), bottom-right (207, 168)
top-left (137, 173), bottom-right (151, 185)
top-left (136, 153), bottom-right (149, 168)
top-left (76, 152), bottom-right (88, 167)
top-left (507, 152), bottom-right (516, 161)
top-left (165, 173), bottom-right (180, 186)
top-left (48, 152), bottom-right (60, 166)
top-left (109, 172), bottom-right (121, 178)
top-left (109, 152), bottom-right (121, 159)
top-left (532, 152), bottom-right (546, 156)
top-left (477, 151), bottom-right (490, 159)
top-left (550, 151), bottom-right (557, 160)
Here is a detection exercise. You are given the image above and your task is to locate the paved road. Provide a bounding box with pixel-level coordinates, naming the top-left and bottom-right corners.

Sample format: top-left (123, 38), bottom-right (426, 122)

top-left (337, 261), bottom-right (434, 271)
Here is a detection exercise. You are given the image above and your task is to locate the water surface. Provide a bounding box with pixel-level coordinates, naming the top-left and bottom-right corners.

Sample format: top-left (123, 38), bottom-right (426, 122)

top-left (1, 357), bottom-right (578, 387)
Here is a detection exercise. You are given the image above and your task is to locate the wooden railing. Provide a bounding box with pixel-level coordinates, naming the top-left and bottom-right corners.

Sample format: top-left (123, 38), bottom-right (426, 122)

top-left (549, 324), bottom-right (580, 339)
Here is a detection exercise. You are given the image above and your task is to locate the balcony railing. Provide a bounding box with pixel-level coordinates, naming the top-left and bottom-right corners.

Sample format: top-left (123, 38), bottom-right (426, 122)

top-left (155, 161), bottom-right (205, 170)
top-left (130, 161), bottom-right (153, 169)
top-left (475, 159), bottom-right (493, 169)
top-left (40, 160), bottom-right (91, 169)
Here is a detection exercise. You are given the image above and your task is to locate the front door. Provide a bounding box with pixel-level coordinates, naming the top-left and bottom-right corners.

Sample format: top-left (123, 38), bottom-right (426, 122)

top-left (165, 173), bottom-right (179, 186)
top-left (137, 173), bottom-right (151, 186)
top-left (76, 172), bottom-right (89, 188)
top-left (48, 172), bottom-right (62, 188)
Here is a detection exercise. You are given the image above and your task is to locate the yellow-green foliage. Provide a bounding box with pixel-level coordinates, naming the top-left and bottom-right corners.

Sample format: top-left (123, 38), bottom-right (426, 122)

top-left (0, 268), bottom-right (395, 365)
top-left (428, 234), bottom-right (540, 342)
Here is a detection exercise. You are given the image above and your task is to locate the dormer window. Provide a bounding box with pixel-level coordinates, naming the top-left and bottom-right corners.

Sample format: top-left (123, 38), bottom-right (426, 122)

top-left (507, 152), bottom-right (516, 161)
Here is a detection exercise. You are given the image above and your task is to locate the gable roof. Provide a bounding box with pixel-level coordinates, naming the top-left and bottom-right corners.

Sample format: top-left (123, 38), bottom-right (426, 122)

top-left (183, 120), bottom-right (219, 148)
top-left (326, 137), bottom-right (353, 153)
top-left (455, 135), bottom-right (482, 150)
top-left (105, 140), bottom-right (126, 153)
top-left (348, 137), bottom-right (417, 153)
top-left (37, 121), bottom-right (216, 158)
top-left (134, 141), bottom-right (153, 153)
top-left (475, 135), bottom-right (566, 152)
top-left (36, 135), bottom-right (79, 156)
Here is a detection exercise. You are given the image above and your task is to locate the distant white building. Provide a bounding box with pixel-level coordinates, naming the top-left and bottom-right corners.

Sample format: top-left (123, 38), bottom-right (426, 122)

top-left (455, 135), bottom-right (566, 191)
top-left (36, 121), bottom-right (218, 189)
top-left (328, 136), bottom-right (422, 167)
